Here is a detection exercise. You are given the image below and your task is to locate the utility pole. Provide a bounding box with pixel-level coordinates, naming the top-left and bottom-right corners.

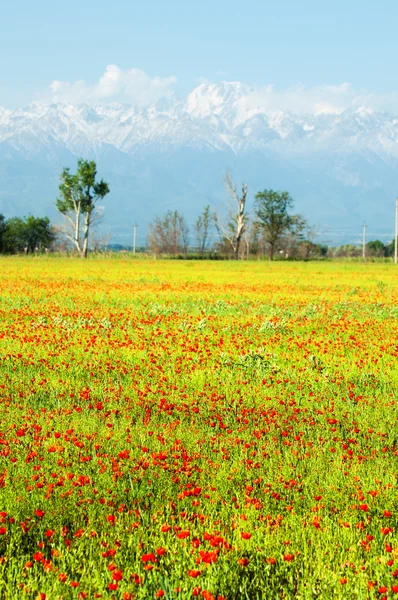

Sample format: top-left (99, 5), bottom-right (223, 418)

top-left (133, 222), bottom-right (137, 255)
top-left (395, 199), bottom-right (398, 265)
top-left (362, 222), bottom-right (367, 260)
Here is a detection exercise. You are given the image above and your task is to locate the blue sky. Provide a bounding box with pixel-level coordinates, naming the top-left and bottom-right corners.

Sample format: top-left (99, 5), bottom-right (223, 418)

top-left (1, 0), bottom-right (397, 107)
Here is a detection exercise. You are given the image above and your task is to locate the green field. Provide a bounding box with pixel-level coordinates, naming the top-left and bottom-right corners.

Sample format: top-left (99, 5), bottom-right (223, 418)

top-left (0, 258), bottom-right (397, 599)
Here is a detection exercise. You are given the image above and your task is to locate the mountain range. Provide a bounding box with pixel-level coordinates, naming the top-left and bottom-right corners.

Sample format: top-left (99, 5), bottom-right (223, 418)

top-left (1, 82), bottom-right (397, 245)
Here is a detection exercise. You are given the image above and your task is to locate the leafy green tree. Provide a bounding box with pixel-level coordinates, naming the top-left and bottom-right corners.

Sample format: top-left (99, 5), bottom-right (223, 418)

top-left (3, 216), bottom-right (54, 254)
top-left (4, 217), bottom-right (27, 254)
top-left (366, 240), bottom-right (385, 257)
top-left (0, 214), bottom-right (6, 254)
top-left (56, 159), bottom-right (110, 258)
top-left (24, 216), bottom-right (55, 252)
top-left (254, 189), bottom-right (300, 260)
top-left (385, 239), bottom-right (395, 257)
top-left (3, 217), bottom-right (25, 253)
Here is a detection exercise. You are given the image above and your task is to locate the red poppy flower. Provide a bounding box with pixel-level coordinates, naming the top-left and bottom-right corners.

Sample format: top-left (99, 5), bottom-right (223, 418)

top-left (283, 554), bottom-right (295, 562)
top-left (188, 569), bottom-right (202, 578)
top-left (74, 529), bottom-right (84, 538)
top-left (141, 553), bottom-right (156, 562)
top-left (199, 550), bottom-right (218, 564)
top-left (33, 552), bottom-right (44, 562)
top-left (241, 532), bottom-right (252, 540)
top-left (177, 530), bottom-right (190, 539)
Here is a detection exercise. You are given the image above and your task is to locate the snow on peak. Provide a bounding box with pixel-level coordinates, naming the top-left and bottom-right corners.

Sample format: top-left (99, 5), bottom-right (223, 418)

top-left (355, 106), bottom-right (375, 117)
top-left (0, 89), bottom-right (398, 159)
top-left (186, 82), bottom-right (252, 121)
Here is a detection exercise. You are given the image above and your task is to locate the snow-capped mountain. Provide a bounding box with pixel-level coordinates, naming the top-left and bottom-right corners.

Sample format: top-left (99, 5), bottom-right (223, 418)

top-left (1, 82), bottom-right (397, 244)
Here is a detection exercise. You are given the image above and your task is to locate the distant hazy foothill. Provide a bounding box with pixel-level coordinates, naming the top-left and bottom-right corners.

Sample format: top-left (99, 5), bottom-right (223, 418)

top-left (0, 82), bottom-right (397, 244)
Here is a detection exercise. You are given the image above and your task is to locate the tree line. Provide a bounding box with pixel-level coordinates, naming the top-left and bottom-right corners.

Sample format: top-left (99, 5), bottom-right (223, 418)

top-left (149, 171), bottom-right (324, 260)
top-left (0, 159), bottom-right (395, 259)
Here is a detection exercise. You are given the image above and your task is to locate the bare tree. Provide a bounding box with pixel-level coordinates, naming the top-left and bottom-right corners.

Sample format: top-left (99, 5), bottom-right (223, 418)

top-left (280, 214), bottom-right (308, 258)
top-left (148, 210), bottom-right (189, 256)
top-left (194, 205), bottom-right (213, 257)
top-left (298, 224), bottom-right (320, 260)
top-left (91, 230), bottom-right (112, 253)
top-left (214, 171), bottom-right (248, 260)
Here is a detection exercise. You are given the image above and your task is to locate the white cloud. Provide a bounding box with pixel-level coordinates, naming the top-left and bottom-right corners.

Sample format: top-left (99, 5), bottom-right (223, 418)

top-left (223, 82), bottom-right (398, 121)
top-left (239, 83), bottom-right (356, 117)
top-left (42, 65), bottom-right (177, 106)
top-left (36, 65), bottom-right (398, 117)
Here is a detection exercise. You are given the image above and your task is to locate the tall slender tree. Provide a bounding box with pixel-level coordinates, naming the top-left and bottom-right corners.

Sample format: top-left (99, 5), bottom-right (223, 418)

top-left (194, 205), bottom-right (213, 257)
top-left (214, 171), bottom-right (248, 260)
top-left (56, 159), bottom-right (109, 258)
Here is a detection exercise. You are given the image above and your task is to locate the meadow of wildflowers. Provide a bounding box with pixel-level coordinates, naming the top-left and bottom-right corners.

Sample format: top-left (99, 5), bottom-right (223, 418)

top-left (0, 258), bottom-right (397, 599)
